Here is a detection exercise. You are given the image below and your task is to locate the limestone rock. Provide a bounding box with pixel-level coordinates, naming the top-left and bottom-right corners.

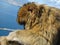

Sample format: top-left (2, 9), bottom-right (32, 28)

top-left (0, 36), bottom-right (23, 45)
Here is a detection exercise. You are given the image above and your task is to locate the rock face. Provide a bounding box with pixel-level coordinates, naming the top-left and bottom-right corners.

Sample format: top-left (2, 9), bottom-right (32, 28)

top-left (0, 36), bottom-right (23, 45)
top-left (0, 2), bottom-right (60, 45)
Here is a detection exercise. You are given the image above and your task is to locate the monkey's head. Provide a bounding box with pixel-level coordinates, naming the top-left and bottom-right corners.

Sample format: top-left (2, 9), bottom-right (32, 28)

top-left (17, 2), bottom-right (39, 26)
top-left (17, 2), bottom-right (60, 29)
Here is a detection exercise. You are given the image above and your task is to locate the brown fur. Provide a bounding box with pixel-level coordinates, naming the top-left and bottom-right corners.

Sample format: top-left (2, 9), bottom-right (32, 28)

top-left (17, 2), bottom-right (60, 30)
top-left (17, 2), bottom-right (39, 29)
top-left (16, 3), bottom-right (60, 45)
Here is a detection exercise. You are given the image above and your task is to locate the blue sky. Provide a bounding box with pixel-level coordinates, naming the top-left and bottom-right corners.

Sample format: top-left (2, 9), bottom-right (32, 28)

top-left (0, 0), bottom-right (60, 30)
top-left (28, 0), bottom-right (60, 8)
top-left (0, 0), bottom-right (60, 8)
top-left (0, 0), bottom-right (24, 30)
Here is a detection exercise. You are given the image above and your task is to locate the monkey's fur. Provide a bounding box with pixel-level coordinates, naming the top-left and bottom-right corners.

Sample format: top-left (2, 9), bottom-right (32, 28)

top-left (1, 2), bottom-right (60, 45)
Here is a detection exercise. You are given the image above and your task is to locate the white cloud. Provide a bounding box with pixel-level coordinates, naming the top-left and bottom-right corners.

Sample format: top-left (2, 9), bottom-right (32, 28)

top-left (50, 0), bottom-right (60, 4)
top-left (49, 0), bottom-right (60, 8)
top-left (28, 0), bottom-right (60, 4)
top-left (28, 0), bottom-right (45, 4)
top-left (28, 0), bottom-right (60, 8)
top-left (28, 0), bottom-right (36, 2)
top-left (6, 0), bottom-right (23, 6)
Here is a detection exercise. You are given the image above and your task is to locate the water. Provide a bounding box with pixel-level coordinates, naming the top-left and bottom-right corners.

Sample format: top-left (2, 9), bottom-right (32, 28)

top-left (0, 30), bottom-right (12, 36)
top-left (0, 1), bottom-right (24, 36)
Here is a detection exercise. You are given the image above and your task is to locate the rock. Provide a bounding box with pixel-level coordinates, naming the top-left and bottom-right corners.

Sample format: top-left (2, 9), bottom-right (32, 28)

top-left (0, 36), bottom-right (23, 45)
top-left (0, 36), bottom-right (9, 45)
top-left (0, 2), bottom-right (60, 45)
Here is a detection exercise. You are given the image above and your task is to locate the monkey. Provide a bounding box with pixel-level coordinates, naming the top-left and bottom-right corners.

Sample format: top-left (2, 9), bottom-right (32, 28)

top-left (1, 2), bottom-right (60, 45)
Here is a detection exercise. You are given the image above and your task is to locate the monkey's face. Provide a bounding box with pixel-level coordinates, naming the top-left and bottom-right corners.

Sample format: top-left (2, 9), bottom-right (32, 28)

top-left (17, 8), bottom-right (28, 25)
top-left (17, 3), bottom-right (38, 25)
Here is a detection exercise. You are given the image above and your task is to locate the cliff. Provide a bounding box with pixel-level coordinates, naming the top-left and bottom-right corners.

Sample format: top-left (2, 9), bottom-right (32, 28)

top-left (0, 2), bottom-right (60, 45)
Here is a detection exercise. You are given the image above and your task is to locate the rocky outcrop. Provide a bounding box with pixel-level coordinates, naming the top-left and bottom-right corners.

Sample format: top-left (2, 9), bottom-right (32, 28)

top-left (0, 36), bottom-right (23, 45)
top-left (0, 2), bottom-right (60, 45)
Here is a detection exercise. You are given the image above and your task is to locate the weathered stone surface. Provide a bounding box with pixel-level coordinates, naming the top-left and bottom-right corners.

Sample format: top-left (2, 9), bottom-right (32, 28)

top-left (0, 36), bottom-right (23, 45)
top-left (0, 2), bottom-right (60, 45)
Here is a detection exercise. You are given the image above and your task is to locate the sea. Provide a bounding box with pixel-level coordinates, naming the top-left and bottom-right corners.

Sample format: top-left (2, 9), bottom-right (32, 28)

top-left (0, 14), bottom-right (24, 36)
top-left (0, 15), bottom-right (24, 36)
top-left (0, 16), bottom-right (24, 36)
top-left (0, 1), bottom-right (24, 36)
